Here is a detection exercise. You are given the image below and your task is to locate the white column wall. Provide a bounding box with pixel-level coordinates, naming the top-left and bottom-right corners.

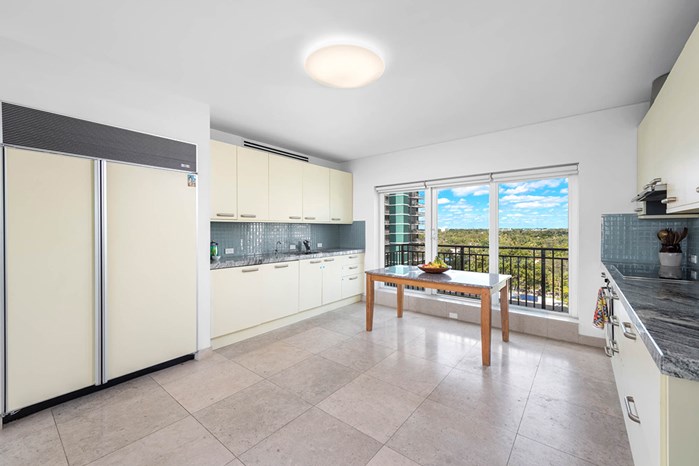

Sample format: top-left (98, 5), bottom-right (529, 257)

top-left (345, 103), bottom-right (646, 338)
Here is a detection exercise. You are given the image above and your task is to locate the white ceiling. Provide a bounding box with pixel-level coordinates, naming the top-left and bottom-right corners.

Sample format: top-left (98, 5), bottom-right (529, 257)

top-left (1, 1), bottom-right (698, 162)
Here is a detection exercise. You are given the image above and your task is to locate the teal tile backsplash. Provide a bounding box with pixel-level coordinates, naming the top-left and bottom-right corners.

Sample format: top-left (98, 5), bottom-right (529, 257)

top-left (601, 214), bottom-right (698, 266)
top-left (211, 221), bottom-right (365, 257)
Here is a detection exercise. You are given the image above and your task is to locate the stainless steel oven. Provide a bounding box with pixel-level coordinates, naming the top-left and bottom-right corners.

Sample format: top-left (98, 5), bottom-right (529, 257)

top-left (601, 271), bottom-right (619, 357)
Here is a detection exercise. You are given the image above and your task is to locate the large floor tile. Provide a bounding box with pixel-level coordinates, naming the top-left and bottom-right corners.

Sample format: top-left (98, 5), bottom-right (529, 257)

top-left (428, 366), bottom-right (529, 433)
top-left (367, 446), bottom-right (420, 466)
top-left (215, 332), bottom-right (280, 360)
top-left (160, 359), bottom-right (262, 412)
top-left (239, 407), bottom-right (381, 466)
top-left (194, 380), bottom-right (311, 456)
top-left (518, 393), bottom-right (633, 466)
top-left (366, 352), bottom-right (451, 397)
top-left (318, 374), bottom-right (424, 443)
top-left (0, 410), bottom-right (67, 466)
top-left (401, 330), bottom-right (477, 367)
top-left (541, 340), bottom-right (613, 381)
top-left (319, 337), bottom-right (395, 371)
top-left (388, 399), bottom-right (516, 466)
top-left (151, 352), bottom-right (229, 386)
top-left (316, 314), bottom-right (367, 336)
top-left (281, 327), bottom-right (351, 354)
top-left (355, 319), bottom-right (426, 350)
top-left (531, 360), bottom-right (621, 417)
top-left (89, 416), bottom-right (234, 466)
top-left (268, 355), bottom-right (359, 404)
top-left (456, 345), bottom-right (541, 391)
top-left (232, 341), bottom-right (312, 377)
top-left (54, 378), bottom-right (188, 466)
top-left (508, 435), bottom-right (594, 466)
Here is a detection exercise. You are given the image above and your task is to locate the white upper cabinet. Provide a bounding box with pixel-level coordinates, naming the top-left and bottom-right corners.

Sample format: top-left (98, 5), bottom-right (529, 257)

top-left (330, 169), bottom-right (353, 224)
top-left (638, 24), bottom-right (699, 213)
top-left (302, 164), bottom-right (330, 222)
top-left (269, 154), bottom-right (303, 221)
top-left (237, 146), bottom-right (269, 220)
top-left (210, 140), bottom-right (237, 221)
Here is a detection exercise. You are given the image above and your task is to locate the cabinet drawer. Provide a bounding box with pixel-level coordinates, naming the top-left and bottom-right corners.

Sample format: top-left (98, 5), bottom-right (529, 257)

top-left (341, 273), bottom-right (363, 298)
top-left (342, 264), bottom-right (363, 276)
top-left (338, 253), bottom-right (364, 265)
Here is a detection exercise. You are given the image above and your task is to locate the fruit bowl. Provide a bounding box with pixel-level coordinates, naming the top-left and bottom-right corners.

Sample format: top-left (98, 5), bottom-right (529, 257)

top-left (418, 264), bottom-right (451, 274)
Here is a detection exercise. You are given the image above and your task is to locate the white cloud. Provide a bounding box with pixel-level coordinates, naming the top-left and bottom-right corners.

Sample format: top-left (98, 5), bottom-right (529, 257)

top-left (560, 188), bottom-right (568, 194)
top-left (437, 198), bottom-right (451, 205)
top-left (501, 179), bottom-right (564, 195)
top-left (450, 186), bottom-right (489, 197)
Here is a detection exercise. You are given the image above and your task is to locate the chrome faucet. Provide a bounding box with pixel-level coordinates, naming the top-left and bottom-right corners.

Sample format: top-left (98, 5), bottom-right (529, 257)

top-left (303, 240), bottom-right (311, 253)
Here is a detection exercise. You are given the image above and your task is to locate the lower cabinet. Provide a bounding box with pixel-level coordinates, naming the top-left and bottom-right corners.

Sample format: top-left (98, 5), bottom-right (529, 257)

top-left (321, 257), bottom-right (343, 305)
top-left (611, 294), bottom-right (699, 466)
top-left (299, 259), bottom-right (324, 311)
top-left (212, 262), bottom-right (299, 338)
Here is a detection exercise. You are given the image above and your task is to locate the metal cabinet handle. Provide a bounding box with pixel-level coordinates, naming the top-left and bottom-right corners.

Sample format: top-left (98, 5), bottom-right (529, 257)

top-left (331, 217), bottom-right (341, 221)
top-left (622, 322), bottom-right (637, 340)
top-left (696, 186), bottom-right (699, 193)
top-left (305, 216), bottom-right (316, 220)
top-left (274, 264), bottom-right (289, 269)
top-left (324, 258), bottom-right (335, 262)
top-left (625, 396), bottom-right (641, 423)
top-left (609, 315), bottom-right (619, 327)
top-left (643, 178), bottom-right (662, 190)
top-left (216, 213), bottom-right (236, 217)
top-left (348, 276), bottom-right (358, 281)
top-left (633, 207), bottom-right (643, 213)
top-left (310, 260), bottom-right (322, 264)
top-left (604, 346), bottom-right (613, 358)
top-left (240, 214), bottom-right (257, 218)
top-left (348, 255), bottom-right (358, 259)
top-left (348, 266), bottom-right (358, 270)
top-left (661, 197), bottom-right (677, 204)
top-left (289, 216), bottom-right (301, 220)
top-left (242, 267), bottom-right (259, 273)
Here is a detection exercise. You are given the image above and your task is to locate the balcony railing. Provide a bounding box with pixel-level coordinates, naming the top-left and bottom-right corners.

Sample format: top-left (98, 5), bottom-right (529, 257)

top-left (384, 243), bottom-right (569, 313)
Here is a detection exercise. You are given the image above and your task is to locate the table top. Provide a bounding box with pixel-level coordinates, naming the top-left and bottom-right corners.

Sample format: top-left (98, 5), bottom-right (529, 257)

top-left (366, 266), bottom-right (511, 289)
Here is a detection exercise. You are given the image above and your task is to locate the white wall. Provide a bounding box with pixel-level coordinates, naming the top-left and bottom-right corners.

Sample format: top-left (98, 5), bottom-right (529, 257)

top-left (345, 103), bottom-right (646, 337)
top-left (0, 38), bottom-right (213, 351)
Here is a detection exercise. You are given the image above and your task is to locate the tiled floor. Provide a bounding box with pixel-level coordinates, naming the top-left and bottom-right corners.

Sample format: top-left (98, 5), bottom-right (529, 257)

top-left (1, 302), bottom-right (633, 466)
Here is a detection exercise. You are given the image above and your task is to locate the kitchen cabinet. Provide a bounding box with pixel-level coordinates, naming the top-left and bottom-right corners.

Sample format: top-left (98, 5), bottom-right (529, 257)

top-left (237, 146), bottom-right (269, 220)
top-left (321, 257), bottom-right (343, 304)
top-left (212, 262), bottom-right (300, 337)
top-left (330, 169), bottom-right (353, 223)
top-left (302, 164), bottom-right (330, 222)
top-left (269, 154), bottom-right (303, 221)
top-left (5, 148), bottom-right (96, 411)
top-left (637, 23), bottom-right (699, 213)
top-left (340, 254), bottom-right (364, 298)
top-left (210, 140), bottom-right (237, 220)
top-left (299, 258), bottom-right (324, 311)
top-left (609, 285), bottom-right (699, 465)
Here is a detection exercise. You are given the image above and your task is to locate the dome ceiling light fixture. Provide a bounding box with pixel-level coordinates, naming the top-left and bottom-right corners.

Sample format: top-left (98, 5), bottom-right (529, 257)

top-left (304, 44), bottom-right (385, 89)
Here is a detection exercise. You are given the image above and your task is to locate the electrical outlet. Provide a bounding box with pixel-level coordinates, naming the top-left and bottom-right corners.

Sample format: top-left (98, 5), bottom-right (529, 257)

top-left (448, 312), bottom-right (458, 319)
top-left (224, 248), bottom-right (235, 254)
top-left (690, 255), bottom-right (698, 264)
top-left (317, 242), bottom-right (323, 248)
top-left (290, 244), bottom-right (296, 250)
top-left (692, 270), bottom-right (698, 280)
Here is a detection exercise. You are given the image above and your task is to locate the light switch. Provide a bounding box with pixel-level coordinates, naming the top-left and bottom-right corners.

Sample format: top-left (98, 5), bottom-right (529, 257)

top-left (317, 243), bottom-right (323, 248)
top-left (225, 248), bottom-right (235, 254)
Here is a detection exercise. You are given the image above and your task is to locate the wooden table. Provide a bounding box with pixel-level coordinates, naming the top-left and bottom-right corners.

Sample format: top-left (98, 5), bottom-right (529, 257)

top-left (365, 266), bottom-right (512, 366)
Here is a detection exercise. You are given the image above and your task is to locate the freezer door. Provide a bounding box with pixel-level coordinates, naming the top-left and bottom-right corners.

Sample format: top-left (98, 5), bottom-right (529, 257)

top-left (105, 162), bottom-right (196, 380)
top-left (5, 147), bottom-right (96, 411)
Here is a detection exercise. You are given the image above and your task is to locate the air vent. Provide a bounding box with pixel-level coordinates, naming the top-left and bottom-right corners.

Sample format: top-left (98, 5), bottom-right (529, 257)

top-left (243, 140), bottom-right (309, 162)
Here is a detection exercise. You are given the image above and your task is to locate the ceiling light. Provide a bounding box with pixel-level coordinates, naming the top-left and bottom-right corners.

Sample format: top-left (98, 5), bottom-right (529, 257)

top-left (304, 44), bottom-right (385, 89)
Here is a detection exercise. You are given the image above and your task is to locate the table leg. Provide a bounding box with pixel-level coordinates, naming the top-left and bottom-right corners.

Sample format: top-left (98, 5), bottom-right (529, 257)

top-left (396, 284), bottom-right (404, 318)
top-left (480, 290), bottom-right (492, 366)
top-left (366, 275), bottom-right (375, 331)
top-left (500, 281), bottom-right (510, 342)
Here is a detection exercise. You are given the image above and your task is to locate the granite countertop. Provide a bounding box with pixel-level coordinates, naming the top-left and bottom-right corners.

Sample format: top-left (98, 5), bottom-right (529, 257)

top-left (211, 248), bottom-right (364, 270)
top-left (603, 262), bottom-right (699, 381)
top-left (366, 265), bottom-right (511, 289)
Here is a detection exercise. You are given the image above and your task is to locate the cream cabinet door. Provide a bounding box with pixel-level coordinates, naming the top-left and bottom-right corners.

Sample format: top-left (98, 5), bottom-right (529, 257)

top-left (237, 146), bottom-right (269, 220)
top-left (106, 162), bottom-right (196, 380)
top-left (5, 148), bottom-right (96, 411)
top-left (302, 164), bottom-right (330, 222)
top-left (299, 259), bottom-right (324, 311)
top-left (263, 262), bottom-right (300, 321)
top-left (330, 169), bottom-right (353, 223)
top-left (269, 154), bottom-right (303, 221)
top-left (210, 140), bottom-right (237, 220)
top-left (211, 266), bottom-right (264, 337)
top-left (321, 257), bottom-right (343, 304)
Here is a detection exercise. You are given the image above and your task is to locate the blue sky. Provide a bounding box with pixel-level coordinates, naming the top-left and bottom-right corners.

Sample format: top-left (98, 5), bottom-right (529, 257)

top-left (436, 178), bottom-right (569, 229)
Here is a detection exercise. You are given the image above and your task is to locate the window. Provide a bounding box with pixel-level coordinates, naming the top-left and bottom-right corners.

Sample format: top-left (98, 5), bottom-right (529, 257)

top-left (378, 168), bottom-right (574, 314)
